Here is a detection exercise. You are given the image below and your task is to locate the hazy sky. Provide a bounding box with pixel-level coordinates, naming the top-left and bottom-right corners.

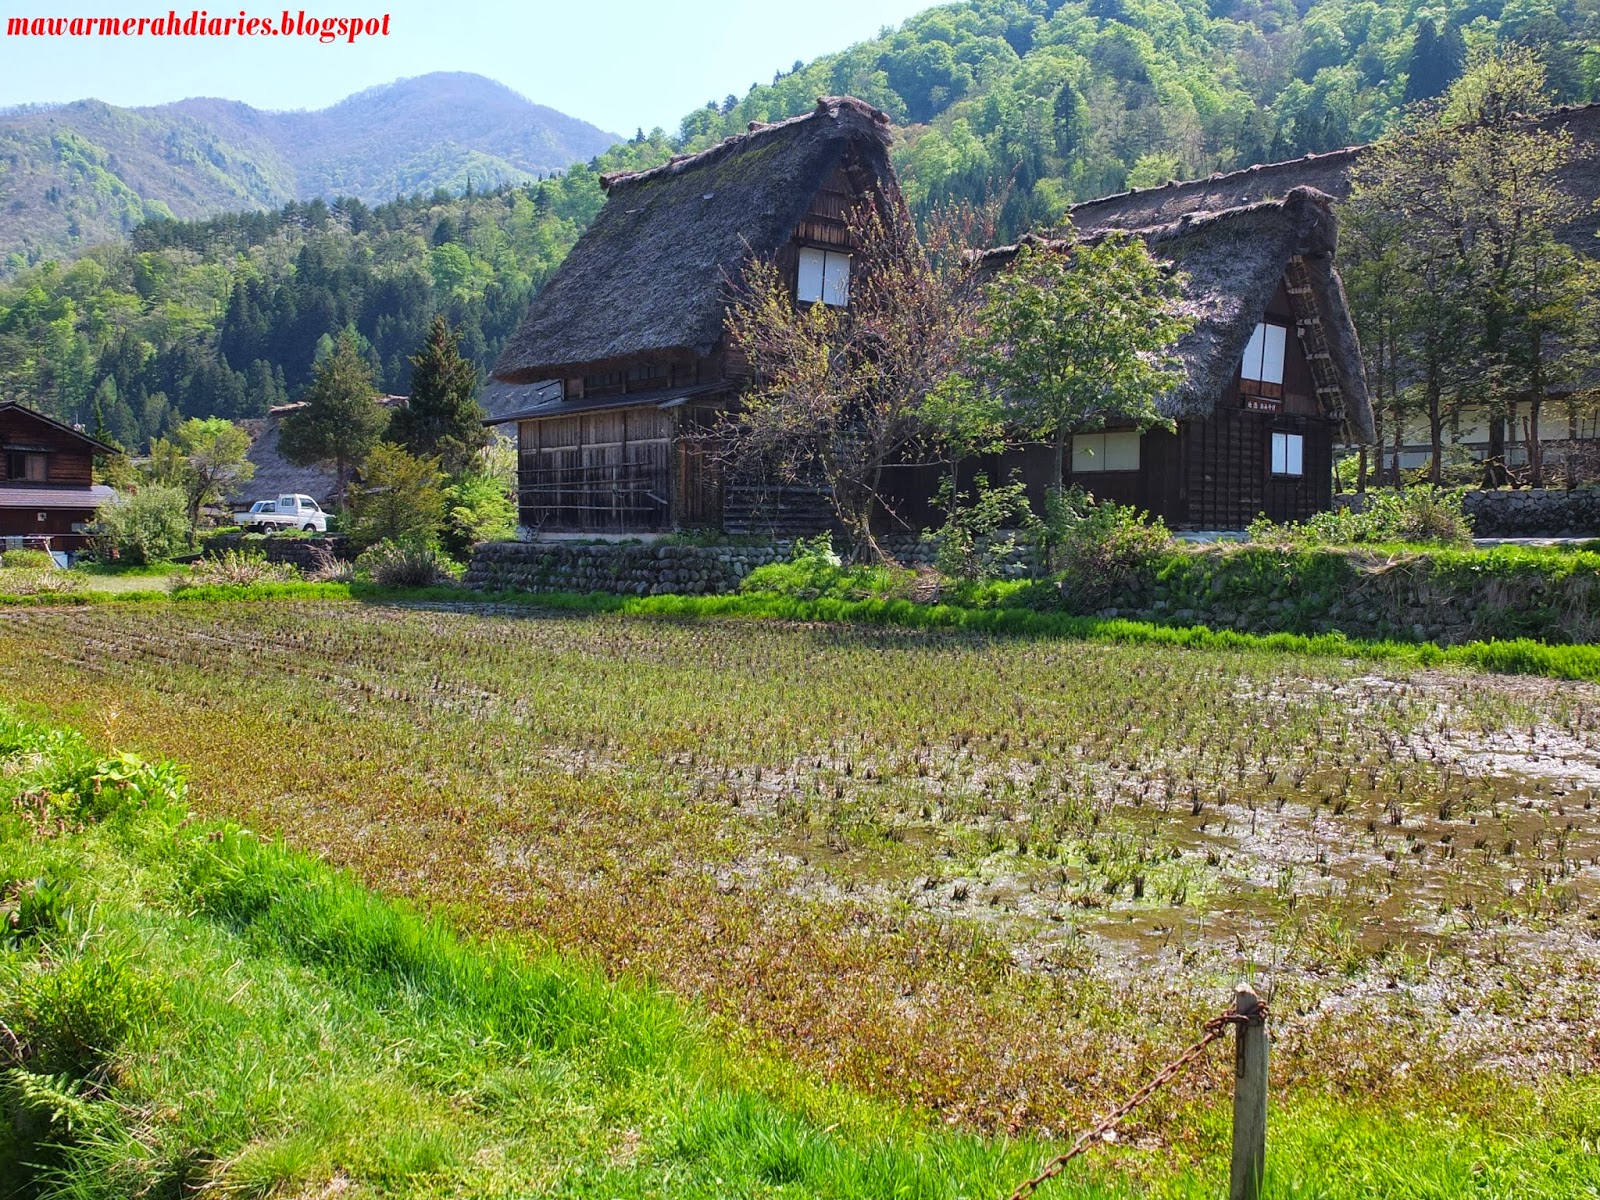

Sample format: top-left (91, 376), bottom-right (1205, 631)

top-left (0, 0), bottom-right (932, 135)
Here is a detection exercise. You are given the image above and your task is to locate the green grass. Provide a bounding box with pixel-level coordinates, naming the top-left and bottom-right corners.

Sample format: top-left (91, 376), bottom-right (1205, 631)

top-left (3, 708), bottom-right (1595, 1198)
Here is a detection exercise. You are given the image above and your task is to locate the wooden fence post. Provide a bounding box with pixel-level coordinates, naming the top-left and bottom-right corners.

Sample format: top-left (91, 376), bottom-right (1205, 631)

top-left (1228, 983), bottom-right (1268, 1200)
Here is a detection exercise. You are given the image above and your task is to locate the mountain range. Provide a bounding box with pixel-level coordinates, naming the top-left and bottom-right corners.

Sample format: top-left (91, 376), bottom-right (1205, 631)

top-left (0, 73), bottom-right (620, 267)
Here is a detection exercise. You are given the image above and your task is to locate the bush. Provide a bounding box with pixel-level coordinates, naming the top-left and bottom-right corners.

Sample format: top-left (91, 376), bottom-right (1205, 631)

top-left (303, 545), bottom-right (355, 583)
top-left (1054, 495), bottom-right (1172, 612)
top-left (174, 549), bottom-right (300, 591)
top-left (442, 470), bottom-right (517, 559)
top-left (0, 567), bottom-right (79, 598)
top-left (356, 539), bottom-right (458, 588)
top-left (89, 485), bottom-right (190, 565)
top-left (1249, 489), bottom-right (1473, 547)
top-left (740, 536), bottom-right (914, 601)
top-left (0, 549), bottom-right (55, 571)
top-left (926, 472), bottom-right (1037, 581)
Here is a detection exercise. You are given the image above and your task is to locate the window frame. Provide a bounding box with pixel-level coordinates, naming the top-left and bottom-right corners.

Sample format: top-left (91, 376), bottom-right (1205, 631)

top-left (796, 246), bottom-right (852, 307)
top-left (5, 450), bottom-right (47, 482)
top-left (1071, 430), bottom-right (1142, 474)
top-left (1240, 320), bottom-right (1289, 397)
top-left (1270, 431), bottom-right (1304, 477)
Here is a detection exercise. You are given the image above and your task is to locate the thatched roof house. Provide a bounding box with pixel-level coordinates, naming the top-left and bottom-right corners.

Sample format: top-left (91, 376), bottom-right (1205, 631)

top-left (983, 186), bottom-right (1372, 441)
top-left (967, 187), bottom-right (1372, 529)
top-left (494, 96), bottom-right (895, 387)
top-left (489, 96), bottom-right (900, 535)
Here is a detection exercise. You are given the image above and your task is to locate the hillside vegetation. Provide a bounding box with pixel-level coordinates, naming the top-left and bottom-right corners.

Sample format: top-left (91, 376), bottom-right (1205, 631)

top-left (2, 0), bottom-right (1595, 446)
top-left (0, 73), bottom-right (619, 268)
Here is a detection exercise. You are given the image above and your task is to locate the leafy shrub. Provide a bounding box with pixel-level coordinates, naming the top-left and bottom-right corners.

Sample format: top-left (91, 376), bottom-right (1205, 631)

top-left (174, 549), bottom-right (299, 590)
top-left (1249, 489), bottom-right (1473, 547)
top-left (88, 485), bottom-right (190, 565)
top-left (1054, 495), bottom-right (1172, 612)
top-left (926, 472), bottom-right (1038, 581)
top-left (356, 539), bottom-right (459, 588)
top-left (741, 536), bottom-right (914, 601)
top-left (442, 470), bottom-right (517, 558)
top-left (0, 549), bottom-right (55, 571)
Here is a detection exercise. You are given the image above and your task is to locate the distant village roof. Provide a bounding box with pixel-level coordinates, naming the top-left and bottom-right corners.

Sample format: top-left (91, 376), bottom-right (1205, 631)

top-left (0, 484), bottom-right (117, 509)
top-left (492, 96), bottom-right (896, 384)
top-left (981, 187), bottom-right (1375, 442)
top-left (1068, 103), bottom-right (1600, 255)
top-left (0, 401), bottom-right (119, 456)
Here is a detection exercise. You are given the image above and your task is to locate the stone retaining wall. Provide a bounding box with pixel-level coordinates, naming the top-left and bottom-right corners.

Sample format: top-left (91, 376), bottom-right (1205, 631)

top-left (1461, 488), bottom-right (1600, 537)
top-left (466, 541), bottom-right (794, 596)
top-left (204, 534), bottom-right (352, 570)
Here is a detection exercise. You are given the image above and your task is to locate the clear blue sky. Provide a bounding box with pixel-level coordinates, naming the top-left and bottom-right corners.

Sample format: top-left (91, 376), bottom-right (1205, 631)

top-left (0, 0), bottom-right (932, 136)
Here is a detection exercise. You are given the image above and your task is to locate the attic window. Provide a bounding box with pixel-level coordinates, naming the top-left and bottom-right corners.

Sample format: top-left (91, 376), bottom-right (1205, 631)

top-left (5, 451), bottom-right (46, 482)
top-left (797, 247), bottom-right (851, 307)
top-left (1240, 321), bottom-right (1287, 389)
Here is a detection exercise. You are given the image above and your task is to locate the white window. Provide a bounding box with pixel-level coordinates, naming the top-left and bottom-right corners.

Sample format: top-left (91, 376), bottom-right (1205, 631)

top-left (1271, 431), bottom-right (1304, 476)
top-left (797, 247), bottom-right (851, 306)
top-left (1241, 322), bottom-right (1287, 385)
top-left (1071, 431), bottom-right (1141, 473)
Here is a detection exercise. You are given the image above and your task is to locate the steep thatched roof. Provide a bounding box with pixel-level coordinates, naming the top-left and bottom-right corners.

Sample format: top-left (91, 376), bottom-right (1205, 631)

top-left (492, 96), bottom-right (895, 384)
top-left (235, 395), bottom-right (408, 507)
top-left (981, 186), bottom-right (1375, 442)
top-left (1069, 104), bottom-right (1600, 257)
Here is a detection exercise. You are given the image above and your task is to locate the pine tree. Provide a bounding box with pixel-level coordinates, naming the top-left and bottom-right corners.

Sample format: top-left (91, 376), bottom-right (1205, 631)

top-left (278, 333), bottom-right (390, 508)
top-left (1404, 18), bottom-right (1466, 104)
top-left (388, 316), bottom-right (490, 476)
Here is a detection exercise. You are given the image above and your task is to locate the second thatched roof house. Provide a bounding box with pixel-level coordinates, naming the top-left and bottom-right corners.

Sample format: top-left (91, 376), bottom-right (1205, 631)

top-left (489, 96), bottom-right (1371, 536)
top-left (967, 185), bottom-right (1373, 529)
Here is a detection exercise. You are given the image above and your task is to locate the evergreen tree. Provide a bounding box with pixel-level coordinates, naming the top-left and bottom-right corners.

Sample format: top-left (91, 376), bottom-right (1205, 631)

top-left (388, 316), bottom-right (491, 475)
top-left (1404, 18), bottom-right (1466, 104)
top-left (278, 334), bottom-right (390, 508)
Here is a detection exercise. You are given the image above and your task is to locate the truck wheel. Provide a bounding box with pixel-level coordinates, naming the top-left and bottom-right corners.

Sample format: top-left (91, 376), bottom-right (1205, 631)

top-left (303, 523), bottom-right (317, 532)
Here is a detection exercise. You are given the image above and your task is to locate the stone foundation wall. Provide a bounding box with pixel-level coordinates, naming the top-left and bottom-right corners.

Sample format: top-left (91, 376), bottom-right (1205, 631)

top-left (204, 534), bottom-right (352, 569)
top-left (1462, 489), bottom-right (1600, 537)
top-left (466, 541), bottom-right (794, 596)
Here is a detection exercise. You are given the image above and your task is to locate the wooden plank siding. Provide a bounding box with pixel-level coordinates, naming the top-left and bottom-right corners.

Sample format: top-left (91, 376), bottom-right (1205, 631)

top-left (0, 410), bottom-right (96, 485)
top-left (517, 407), bottom-right (674, 534)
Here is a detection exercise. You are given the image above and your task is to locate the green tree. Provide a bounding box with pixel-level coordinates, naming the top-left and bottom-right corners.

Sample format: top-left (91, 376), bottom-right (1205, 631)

top-left (154, 416), bottom-right (255, 533)
top-left (1403, 18), bottom-right (1466, 104)
top-left (346, 442), bottom-right (446, 550)
top-left (279, 334), bottom-right (390, 508)
top-left (964, 231), bottom-right (1193, 491)
top-left (1352, 51), bottom-right (1597, 486)
top-left (389, 316), bottom-right (491, 475)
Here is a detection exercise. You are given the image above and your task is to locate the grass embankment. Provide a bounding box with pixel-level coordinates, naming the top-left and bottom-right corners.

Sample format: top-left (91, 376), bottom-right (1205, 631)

top-left (3, 709), bottom-right (1595, 1198)
top-left (3, 574), bottom-right (1598, 683)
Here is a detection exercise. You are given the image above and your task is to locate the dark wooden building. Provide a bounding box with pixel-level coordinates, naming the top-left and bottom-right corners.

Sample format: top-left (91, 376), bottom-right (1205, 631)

top-left (0, 402), bottom-right (116, 551)
top-left (970, 187), bottom-right (1374, 528)
top-left (488, 96), bottom-right (898, 535)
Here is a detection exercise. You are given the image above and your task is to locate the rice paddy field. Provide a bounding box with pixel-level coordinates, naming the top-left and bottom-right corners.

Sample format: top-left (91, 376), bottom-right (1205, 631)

top-left (3, 598), bottom-right (1599, 1193)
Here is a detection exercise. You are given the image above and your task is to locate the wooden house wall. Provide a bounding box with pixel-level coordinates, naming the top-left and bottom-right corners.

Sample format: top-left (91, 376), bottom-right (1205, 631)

top-left (0, 410), bottom-right (96, 485)
top-left (0, 504), bottom-right (101, 548)
top-left (517, 407), bottom-right (674, 533)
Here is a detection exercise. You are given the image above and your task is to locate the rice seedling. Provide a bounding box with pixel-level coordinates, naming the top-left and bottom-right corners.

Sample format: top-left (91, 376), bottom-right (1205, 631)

top-left (0, 600), bottom-right (1596, 1193)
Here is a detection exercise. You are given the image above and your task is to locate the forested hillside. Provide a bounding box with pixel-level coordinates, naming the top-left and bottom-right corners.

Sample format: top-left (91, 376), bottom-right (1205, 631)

top-left (2, 0), bottom-right (1594, 449)
top-left (0, 74), bottom-right (619, 268)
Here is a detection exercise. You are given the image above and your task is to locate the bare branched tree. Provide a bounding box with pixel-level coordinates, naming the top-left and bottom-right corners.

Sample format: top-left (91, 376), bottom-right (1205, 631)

top-left (724, 195), bottom-right (995, 562)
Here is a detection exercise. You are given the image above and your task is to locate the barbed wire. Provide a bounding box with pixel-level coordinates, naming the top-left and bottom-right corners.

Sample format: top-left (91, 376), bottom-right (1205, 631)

top-left (1003, 1003), bottom-right (1268, 1200)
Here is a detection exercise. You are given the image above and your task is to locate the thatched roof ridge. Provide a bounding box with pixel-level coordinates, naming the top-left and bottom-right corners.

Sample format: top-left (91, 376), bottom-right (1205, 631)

top-left (1069, 103), bottom-right (1600, 244)
top-left (493, 96), bottom-right (897, 384)
top-left (980, 187), bottom-right (1374, 442)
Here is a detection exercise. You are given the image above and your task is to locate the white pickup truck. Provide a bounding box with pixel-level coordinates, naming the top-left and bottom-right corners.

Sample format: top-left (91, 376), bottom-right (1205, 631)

top-left (238, 494), bottom-right (328, 533)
